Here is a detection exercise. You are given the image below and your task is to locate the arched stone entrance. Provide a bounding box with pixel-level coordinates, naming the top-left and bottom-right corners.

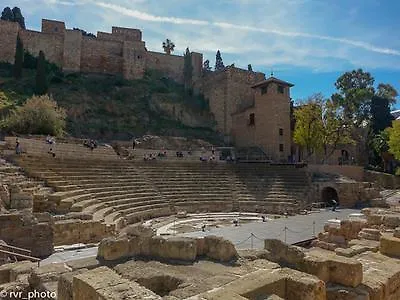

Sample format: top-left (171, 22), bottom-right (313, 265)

top-left (321, 187), bottom-right (339, 207)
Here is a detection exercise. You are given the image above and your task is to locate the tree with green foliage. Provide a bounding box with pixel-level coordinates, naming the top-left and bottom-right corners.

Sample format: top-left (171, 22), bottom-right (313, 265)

top-left (162, 39), bottom-right (175, 55)
top-left (11, 7), bottom-right (25, 29)
top-left (376, 83), bottom-right (398, 106)
top-left (183, 47), bottom-right (193, 91)
top-left (2, 95), bottom-right (66, 136)
top-left (203, 59), bottom-right (211, 73)
top-left (73, 28), bottom-right (96, 38)
top-left (387, 120), bottom-right (400, 161)
top-left (332, 69), bottom-right (375, 126)
top-left (215, 50), bottom-right (224, 71)
top-left (293, 96), bottom-right (324, 158)
top-left (294, 93), bottom-right (352, 162)
top-left (1, 7), bottom-right (13, 21)
top-left (13, 34), bottom-right (23, 79)
top-left (370, 95), bottom-right (394, 134)
top-left (35, 51), bottom-right (48, 95)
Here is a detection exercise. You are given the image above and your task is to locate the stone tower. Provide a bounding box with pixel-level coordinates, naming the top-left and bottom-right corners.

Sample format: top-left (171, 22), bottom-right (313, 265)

top-left (231, 76), bottom-right (294, 161)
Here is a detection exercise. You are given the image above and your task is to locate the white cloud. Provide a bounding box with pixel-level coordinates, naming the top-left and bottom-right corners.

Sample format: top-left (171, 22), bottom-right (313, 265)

top-left (14, 0), bottom-right (400, 73)
top-left (96, 2), bottom-right (209, 25)
top-left (91, 1), bottom-right (400, 57)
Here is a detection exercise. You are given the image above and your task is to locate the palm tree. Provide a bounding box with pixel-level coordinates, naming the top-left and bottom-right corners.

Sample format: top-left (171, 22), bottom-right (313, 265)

top-left (162, 39), bottom-right (175, 55)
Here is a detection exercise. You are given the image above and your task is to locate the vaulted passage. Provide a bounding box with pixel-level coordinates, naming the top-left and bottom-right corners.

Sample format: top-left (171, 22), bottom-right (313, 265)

top-left (321, 187), bottom-right (339, 206)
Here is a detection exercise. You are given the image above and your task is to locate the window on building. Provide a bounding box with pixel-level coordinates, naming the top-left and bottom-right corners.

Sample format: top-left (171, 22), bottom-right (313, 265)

top-left (279, 144), bottom-right (284, 152)
top-left (137, 55), bottom-right (141, 59)
top-left (261, 86), bottom-right (268, 95)
top-left (278, 85), bottom-right (284, 94)
top-left (279, 128), bottom-right (283, 136)
top-left (249, 113), bottom-right (255, 126)
top-left (54, 27), bottom-right (58, 32)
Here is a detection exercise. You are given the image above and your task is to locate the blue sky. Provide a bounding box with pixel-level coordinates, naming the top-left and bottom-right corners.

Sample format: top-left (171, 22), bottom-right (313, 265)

top-left (5, 0), bottom-right (400, 107)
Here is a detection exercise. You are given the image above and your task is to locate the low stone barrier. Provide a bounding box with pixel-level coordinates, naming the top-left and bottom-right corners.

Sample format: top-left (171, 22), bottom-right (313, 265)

top-left (195, 268), bottom-right (325, 300)
top-left (264, 239), bottom-right (363, 288)
top-left (52, 219), bottom-right (114, 246)
top-left (71, 266), bottom-right (161, 300)
top-left (0, 213), bottom-right (53, 257)
top-left (97, 234), bottom-right (238, 263)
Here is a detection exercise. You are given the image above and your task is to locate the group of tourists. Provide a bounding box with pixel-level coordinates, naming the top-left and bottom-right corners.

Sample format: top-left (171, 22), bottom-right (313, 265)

top-left (83, 139), bottom-right (97, 151)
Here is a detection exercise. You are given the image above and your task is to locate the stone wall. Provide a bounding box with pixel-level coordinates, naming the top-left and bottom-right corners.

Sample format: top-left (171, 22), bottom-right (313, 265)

top-left (308, 181), bottom-right (377, 208)
top-left (0, 20), bottom-right (19, 64)
top-left (0, 213), bottom-right (53, 257)
top-left (97, 234), bottom-right (238, 263)
top-left (52, 219), bottom-right (114, 246)
top-left (364, 170), bottom-right (400, 189)
top-left (19, 29), bottom-right (64, 65)
top-left (41, 19), bottom-right (65, 35)
top-left (122, 40), bottom-right (146, 80)
top-left (308, 164), bottom-right (365, 182)
top-left (112, 26), bottom-right (142, 42)
top-left (72, 266), bottom-right (161, 300)
top-left (202, 67), bottom-right (265, 136)
top-left (80, 37), bottom-right (123, 75)
top-left (146, 51), bottom-right (185, 83)
top-left (62, 29), bottom-right (82, 72)
top-left (0, 18), bottom-right (203, 82)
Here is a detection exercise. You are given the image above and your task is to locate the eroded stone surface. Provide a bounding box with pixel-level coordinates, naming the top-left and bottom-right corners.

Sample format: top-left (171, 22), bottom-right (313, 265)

top-left (72, 266), bottom-right (161, 300)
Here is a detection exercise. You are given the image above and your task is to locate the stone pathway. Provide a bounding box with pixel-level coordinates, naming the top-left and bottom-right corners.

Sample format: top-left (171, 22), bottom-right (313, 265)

top-left (41, 246), bottom-right (98, 265)
top-left (41, 208), bottom-right (360, 264)
top-left (178, 208), bottom-right (360, 249)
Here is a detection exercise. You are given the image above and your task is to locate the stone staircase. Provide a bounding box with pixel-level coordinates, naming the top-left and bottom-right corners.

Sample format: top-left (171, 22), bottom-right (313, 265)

top-left (233, 164), bottom-right (309, 214)
top-left (14, 157), bottom-right (310, 229)
top-left (5, 136), bottom-right (118, 160)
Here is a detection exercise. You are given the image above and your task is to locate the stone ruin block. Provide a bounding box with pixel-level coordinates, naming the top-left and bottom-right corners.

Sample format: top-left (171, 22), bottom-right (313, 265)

top-left (264, 239), bottom-right (305, 266)
top-left (57, 269), bottom-right (88, 300)
top-left (0, 261), bottom-right (36, 284)
top-left (326, 284), bottom-right (370, 300)
top-left (9, 185), bottom-right (33, 210)
top-left (72, 266), bottom-right (161, 300)
top-left (152, 237), bottom-right (197, 261)
top-left (97, 234), bottom-right (238, 263)
top-left (357, 251), bottom-right (400, 300)
top-left (380, 234), bottom-right (400, 257)
top-left (196, 268), bottom-right (325, 300)
top-left (264, 239), bottom-right (363, 288)
top-left (97, 237), bottom-right (130, 261)
top-left (203, 235), bottom-right (238, 262)
top-left (28, 262), bottom-right (72, 295)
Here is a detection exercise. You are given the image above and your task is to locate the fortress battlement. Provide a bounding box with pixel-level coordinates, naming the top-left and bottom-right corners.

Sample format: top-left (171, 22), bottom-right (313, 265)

top-left (0, 18), bottom-right (202, 81)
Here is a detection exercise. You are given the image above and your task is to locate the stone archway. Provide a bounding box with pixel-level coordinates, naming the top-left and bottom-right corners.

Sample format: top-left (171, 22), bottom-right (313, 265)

top-left (321, 187), bottom-right (339, 207)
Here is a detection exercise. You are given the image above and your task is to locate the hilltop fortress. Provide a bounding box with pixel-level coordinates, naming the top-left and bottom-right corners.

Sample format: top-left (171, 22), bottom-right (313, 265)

top-left (0, 18), bottom-right (303, 162)
top-left (0, 18), bottom-right (204, 81)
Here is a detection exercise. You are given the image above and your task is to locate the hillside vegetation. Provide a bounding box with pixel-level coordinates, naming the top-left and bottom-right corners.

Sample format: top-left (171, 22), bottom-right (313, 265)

top-left (0, 64), bottom-right (220, 143)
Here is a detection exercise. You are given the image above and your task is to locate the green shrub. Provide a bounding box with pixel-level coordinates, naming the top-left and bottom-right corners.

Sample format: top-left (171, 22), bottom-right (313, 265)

top-left (2, 94), bottom-right (66, 136)
top-left (0, 62), bottom-right (13, 77)
top-left (396, 167), bottom-right (400, 176)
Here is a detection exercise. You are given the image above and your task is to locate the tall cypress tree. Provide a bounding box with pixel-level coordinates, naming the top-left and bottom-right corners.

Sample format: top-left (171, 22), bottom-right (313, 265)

top-left (11, 7), bottom-right (25, 29)
top-left (183, 47), bottom-right (193, 91)
top-left (13, 34), bottom-right (23, 79)
top-left (215, 50), bottom-right (224, 71)
top-left (35, 51), bottom-right (48, 95)
top-left (1, 7), bottom-right (14, 21)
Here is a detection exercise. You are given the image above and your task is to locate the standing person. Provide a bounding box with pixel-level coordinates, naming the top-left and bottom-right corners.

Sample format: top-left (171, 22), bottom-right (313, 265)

top-left (15, 138), bottom-right (21, 154)
top-left (132, 138), bottom-right (136, 150)
top-left (331, 199), bottom-right (338, 212)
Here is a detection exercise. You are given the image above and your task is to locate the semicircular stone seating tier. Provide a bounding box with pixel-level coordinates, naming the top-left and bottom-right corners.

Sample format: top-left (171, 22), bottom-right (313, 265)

top-left (15, 156), bottom-right (310, 230)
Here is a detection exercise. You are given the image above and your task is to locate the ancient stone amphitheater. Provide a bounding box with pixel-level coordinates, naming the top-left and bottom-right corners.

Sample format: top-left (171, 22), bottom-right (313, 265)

top-left (1, 136), bottom-right (400, 299)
